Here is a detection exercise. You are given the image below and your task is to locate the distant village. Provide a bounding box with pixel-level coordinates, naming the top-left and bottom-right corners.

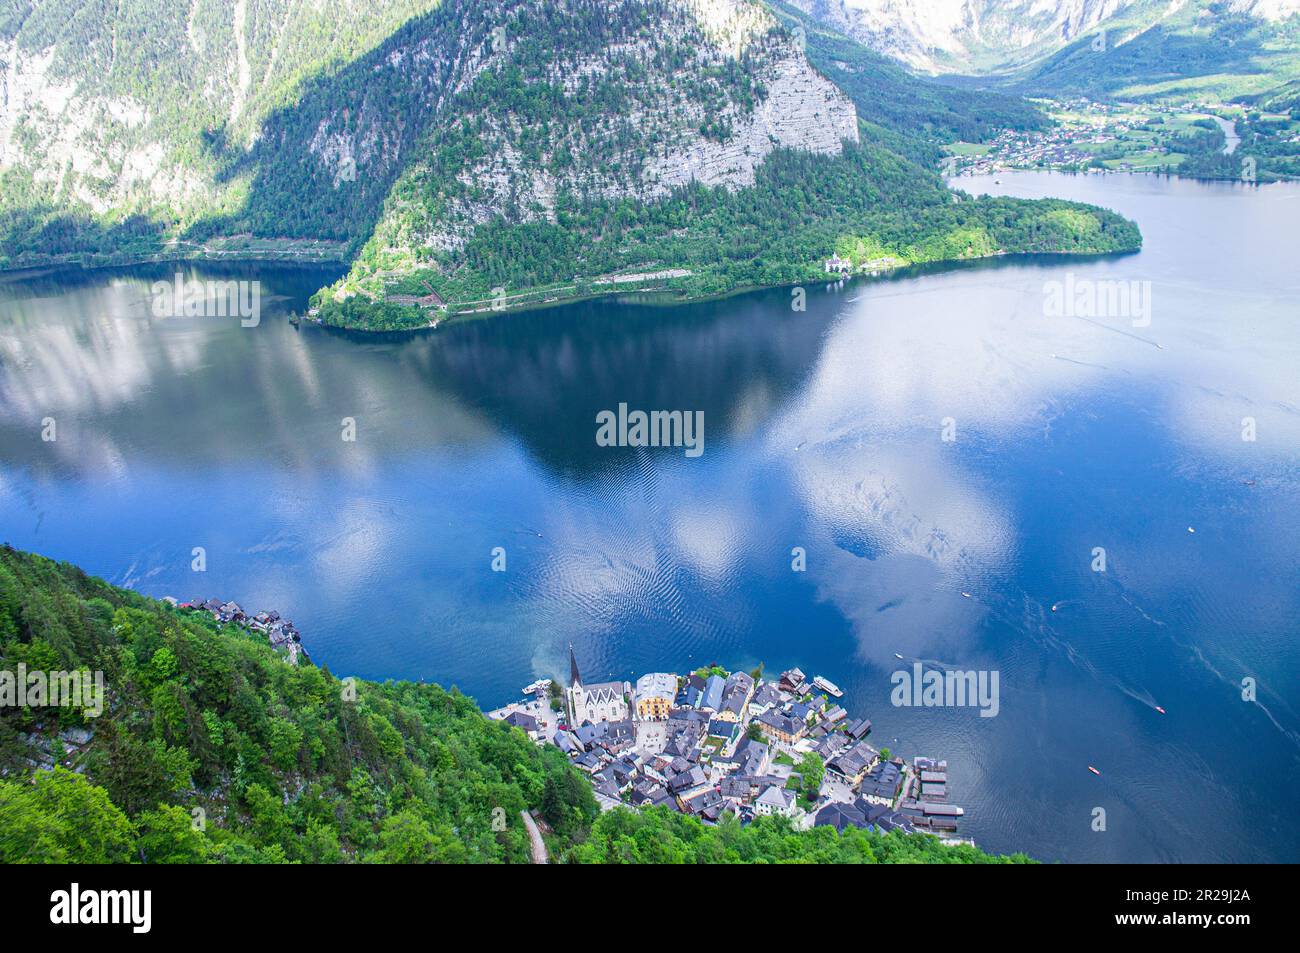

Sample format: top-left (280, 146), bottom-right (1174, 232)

top-left (172, 597), bottom-right (309, 666)
top-left (949, 98), bottom-right (1236, 176)
top-left (488, 649), bottom-right (969, 843)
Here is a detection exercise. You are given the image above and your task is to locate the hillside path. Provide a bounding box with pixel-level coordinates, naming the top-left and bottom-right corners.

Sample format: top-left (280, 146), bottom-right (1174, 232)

top-left (521, 810), bottom-right (548, 864)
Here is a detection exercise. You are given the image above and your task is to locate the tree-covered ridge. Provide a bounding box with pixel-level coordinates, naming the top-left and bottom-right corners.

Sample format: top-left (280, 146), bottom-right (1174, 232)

top-left (0, 546), bottom-right (1033, 863)
top-left (575, 806), bottom-right (1033, 864)
top-left (264, 0), bottom-right (812, 250)
top-left (298, 3), bottom-right (1137, 328)
top-left (0, 0), bottom-right (825, 250)
top-left (317, 141), bottom-right (1141, 331)
top-left (0, 1), bottom-right (1141, 329)
top-left (0, 545), bottom-right (598, 863)
top-left (0, 0), bottom-right (843, 266)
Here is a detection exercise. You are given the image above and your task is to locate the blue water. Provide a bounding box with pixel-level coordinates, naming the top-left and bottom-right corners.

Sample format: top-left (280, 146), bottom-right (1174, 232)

top-left (1, 172), bottom-right (1297, 862)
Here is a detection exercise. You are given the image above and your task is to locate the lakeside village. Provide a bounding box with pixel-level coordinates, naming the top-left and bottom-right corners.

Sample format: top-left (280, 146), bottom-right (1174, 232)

top-left (155, 602), bottom-right (968, 842)
top-left (488, 649), bottom-right (969, 844)
top-left (946, 97), bottom-right (1298, 177)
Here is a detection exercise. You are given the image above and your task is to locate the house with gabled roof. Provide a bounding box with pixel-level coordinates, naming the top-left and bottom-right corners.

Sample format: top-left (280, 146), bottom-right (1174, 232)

top-left (675, 682), bottom-right (703, 709)
top-left (754, 785), bottom-right (797, 818)
top-left (635, 672), bottom-right (677, 720)
top-left (707, 718), bottom-right (740, 747)
top-left (859, 760), bottom-right (904, 806)
top-left (845, 718), bottom-right (872, 740)
top-left (755, 708), bottom-right (805, 746)
top-left (749, 683), bottom-right (783, 716)
top-left (778, 668), bottom-right (805, 693)
top-left (699, 674), bottom-right (726, 712)
top-left (826, 743), bottom-right (879, 786)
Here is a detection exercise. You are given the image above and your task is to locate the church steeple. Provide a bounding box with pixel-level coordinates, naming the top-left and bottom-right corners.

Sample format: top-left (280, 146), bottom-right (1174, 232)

top-left (569, 643), bottom-right (582, 688)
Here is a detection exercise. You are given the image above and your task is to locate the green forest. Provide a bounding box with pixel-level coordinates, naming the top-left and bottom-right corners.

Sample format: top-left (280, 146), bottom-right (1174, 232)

top-left (315, 141), bottom-right (1141, 331)
top-left (0, 546), bottom-right (1030, 864)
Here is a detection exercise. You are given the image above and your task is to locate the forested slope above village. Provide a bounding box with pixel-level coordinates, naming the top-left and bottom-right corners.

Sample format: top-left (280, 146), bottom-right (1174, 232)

top-left (0, 546), bottom-right (1033, 863)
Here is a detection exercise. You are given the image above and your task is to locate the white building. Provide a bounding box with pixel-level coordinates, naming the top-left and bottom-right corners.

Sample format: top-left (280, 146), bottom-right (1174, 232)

top-left (566, 646), bottom-right (629, 725)
top-left (755, 785), bottom-right (797, 818)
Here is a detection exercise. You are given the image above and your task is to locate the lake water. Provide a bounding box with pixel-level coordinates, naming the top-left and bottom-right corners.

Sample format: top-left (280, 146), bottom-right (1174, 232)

top-left (1, 172), bottom-right (1297, 862)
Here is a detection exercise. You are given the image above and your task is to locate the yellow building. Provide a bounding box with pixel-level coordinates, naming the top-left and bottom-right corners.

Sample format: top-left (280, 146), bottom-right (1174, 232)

top-left (635, 672), bottom-right (676, 720)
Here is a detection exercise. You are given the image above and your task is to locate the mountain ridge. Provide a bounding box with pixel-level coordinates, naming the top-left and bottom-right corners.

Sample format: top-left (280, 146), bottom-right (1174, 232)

top-left (791, 0), bottom-right (1300, 102)
top-left (0, 0), bottom-right (1142, 328)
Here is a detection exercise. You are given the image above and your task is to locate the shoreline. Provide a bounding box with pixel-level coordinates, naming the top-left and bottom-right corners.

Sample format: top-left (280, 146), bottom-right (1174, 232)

top-left (288, 245), bottom-right (1142, 334)
top-left (0, 244), bottom-right (348, 280)
top-left (0, 241), bottom-right (1137, 333)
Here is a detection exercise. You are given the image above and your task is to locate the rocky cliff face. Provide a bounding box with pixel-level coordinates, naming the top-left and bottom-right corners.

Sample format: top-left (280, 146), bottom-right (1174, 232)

top-left (347, 0), bottom-right (858, 256)
top-left (787, 0), bottom-right (1134, 71)
top-left (2, 0), bottom-right (856, 263)
top-left (1229, 0), bottom-right (1300, 21)
top-left (0, 36), bottom-right (210, 216)
top-left (0, 0), bottom-right (440, 224)
top-left (794, 0), bottom-right (1300, 75)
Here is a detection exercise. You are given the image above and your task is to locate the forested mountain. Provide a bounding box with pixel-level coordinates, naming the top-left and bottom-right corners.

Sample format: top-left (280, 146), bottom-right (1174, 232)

top-left (0, 545), bottom-right (1031, 864)
top-left (771, 2), bottom-right (1050, 156)
top-left (1, 1), bottom-right (1141, 329)
top-left (1011, 0), bottom-right (1300, 101)
top-left (794, 0), bottom-right (1300, 103)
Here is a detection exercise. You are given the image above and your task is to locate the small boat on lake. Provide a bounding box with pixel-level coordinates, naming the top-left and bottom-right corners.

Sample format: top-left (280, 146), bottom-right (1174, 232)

top-left (813, 676), bottom-right (843, 698)
top-left (1088, 766), bottom-right (1102, 776)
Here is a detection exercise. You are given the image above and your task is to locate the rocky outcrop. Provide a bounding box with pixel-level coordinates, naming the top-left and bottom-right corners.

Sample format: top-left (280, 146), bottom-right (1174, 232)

top-left (641, 44), bottom-right (859, 195)
top-left (1, 0), bottom-right (859, 281)
top-left (355, 0), bottom-right (859, 258)
top-left (795, 0), bottom-right (1300, 74)
top-left (789, 0), bottom-right (1136, 72)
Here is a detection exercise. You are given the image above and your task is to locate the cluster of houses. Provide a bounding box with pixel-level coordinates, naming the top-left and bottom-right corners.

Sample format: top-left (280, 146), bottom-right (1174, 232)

top-left (956, 98), bottom-right (1233, 177)
top-left (488, 650), bottom-right (967, 841)
top-left (823, 253), bottom-right (901, 278)
top-left (177, 598), bottom-right (308, 666)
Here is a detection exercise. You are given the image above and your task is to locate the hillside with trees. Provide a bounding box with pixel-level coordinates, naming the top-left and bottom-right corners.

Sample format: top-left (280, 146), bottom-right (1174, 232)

top-left (0, 545), bottom-right (1032, 864)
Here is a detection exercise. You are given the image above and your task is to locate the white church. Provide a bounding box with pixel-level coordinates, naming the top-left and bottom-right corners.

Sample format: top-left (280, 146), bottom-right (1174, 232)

top-left (566, 645), bottom-right (630, 725)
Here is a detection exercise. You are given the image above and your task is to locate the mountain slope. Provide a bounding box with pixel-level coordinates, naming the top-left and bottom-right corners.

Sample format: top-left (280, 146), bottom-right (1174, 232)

top-left (786, 0), bottom-right (1136, 73)
top-left (795, 0), bottom-right (1300, 103)
top-left (0, 0), bottom-right (443, 224)
top-left (0, 544), bottom-right (598, 863)
top-left (771, 0), bottom-right (1050, 156)
top-left (0, 545), bottom-right (1031, 863)
top-left (1011, 0), bottom-right (1300, 101)
top-left (0, 0), bottom-right (1141, 328)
